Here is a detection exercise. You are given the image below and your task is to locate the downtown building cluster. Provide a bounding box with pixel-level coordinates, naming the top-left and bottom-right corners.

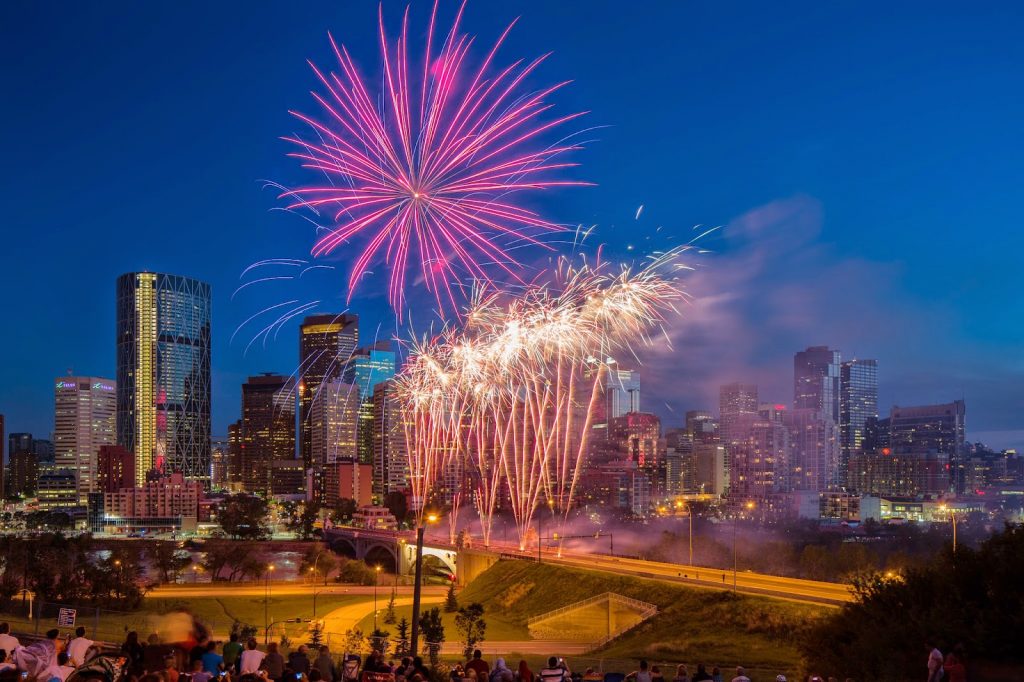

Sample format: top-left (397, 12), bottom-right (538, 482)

top-left (217, 313), bottom-right (400, 515)
top-left (2, 272), bottom-right (212, 533)
top-left (570, 346), bottom-right (1022, 524)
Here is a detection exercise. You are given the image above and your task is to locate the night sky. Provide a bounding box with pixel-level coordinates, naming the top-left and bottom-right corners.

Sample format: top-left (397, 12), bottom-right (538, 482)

top-left (2, 1), bottom-right (1022, 449)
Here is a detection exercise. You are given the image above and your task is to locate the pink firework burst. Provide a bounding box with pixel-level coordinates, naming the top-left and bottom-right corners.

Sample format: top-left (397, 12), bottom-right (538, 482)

top-left (283, 2), bottom-right (588, 318)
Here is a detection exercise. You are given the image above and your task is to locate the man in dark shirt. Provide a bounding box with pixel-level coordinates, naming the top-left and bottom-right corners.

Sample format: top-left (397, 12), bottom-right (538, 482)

top-left (465, 651), bottom-right (489, 680)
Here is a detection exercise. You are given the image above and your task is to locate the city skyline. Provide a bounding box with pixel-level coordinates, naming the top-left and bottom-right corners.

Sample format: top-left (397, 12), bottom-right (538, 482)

top-left (2, 2), bottom-right (1022, 450)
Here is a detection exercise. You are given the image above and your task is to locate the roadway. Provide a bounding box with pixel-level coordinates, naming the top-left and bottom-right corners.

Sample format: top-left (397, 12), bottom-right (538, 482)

top-left (442, 536), bottom-right (852, 606)
top-left (149, 583), bottom-right (447, 598)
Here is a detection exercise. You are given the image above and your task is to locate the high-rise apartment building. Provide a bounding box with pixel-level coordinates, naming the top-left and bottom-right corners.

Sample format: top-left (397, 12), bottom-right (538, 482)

top-left (794, 346), bottom-right (841, 422)
top-left (54, 376), bottom-right (117, 504)
top-left (840, 359), bottom-right (878, 481)
top-left (241, 374), bottom-right (296, 494)
top-left (117, 272), bottom-right (211, 485)
top-left (727, 411), bottom-right (788, 500)
top-left (298, 314), bottom-right (358, 474)
top-left (784, 407), bottom-right (839, 491)
top-left (685, 410), bottom-right (719, 444)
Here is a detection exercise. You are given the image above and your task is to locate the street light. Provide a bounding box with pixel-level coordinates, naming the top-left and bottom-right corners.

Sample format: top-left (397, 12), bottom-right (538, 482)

top-left (733, 501), bottom-right (755, 592)
top-left (373, 565), bottom-right (383, 630)
top-left (675, 500), bottom-right (694, 566)
top-left (264, 564), bottom-right (276, 643)
top-left (939, 504), bottom-right (958, 554)
top-left (410, 512), bottom-right (439, 657)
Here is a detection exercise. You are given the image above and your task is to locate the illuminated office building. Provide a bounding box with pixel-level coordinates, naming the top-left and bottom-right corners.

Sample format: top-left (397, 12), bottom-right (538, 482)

top-left (241, 374), bottom-right (296, 495)
top-left (117, 272), bottom-right (211, 485)
top-left (54, 376), bottom-right (116, 503)
top-left (794, 346), bottom-right (841, 421)
top-left (344, 342), bottom-right (396, 465)
top-left (298, 314), bottom-right (359, 473)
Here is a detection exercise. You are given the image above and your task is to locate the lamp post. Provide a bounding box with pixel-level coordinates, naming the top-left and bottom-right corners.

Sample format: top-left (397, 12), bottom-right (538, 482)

top-left (264, 564), bottom-right (275, 643)
top-left (940, 504), bottom-right (958, 554)
top-left (733, 501), bottom-right (754, 592)
top-left (675, 500), bottom-right (693, 566)
top-left (409, 512), bottom-right (438, 658)
top-left (373, 565), bottom-right (383, 630)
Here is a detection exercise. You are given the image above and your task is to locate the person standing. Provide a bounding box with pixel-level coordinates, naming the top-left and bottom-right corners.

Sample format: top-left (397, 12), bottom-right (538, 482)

top-left (222, 634), bottom-right (243, 675)
top-left (690, 665), bottom-right (712, 682)
top-left (288, 645), bottom-right (311, 676)
top-left (927, 642), bottom-right (944, 682)
top-left (672, 665), bottom-right (690, 682)
top-left (313, 646), bottom-right (335, 682)
top-left (943, 644), bottom-right (967, 682)
top-left (516, 661), bottom-right (534, 682)
top-left (261, 642), bottom-right (285, 682)
top-left (466, 651), bottom-right (489, 680)
top-left (729, 668), bottom-right (750, 682)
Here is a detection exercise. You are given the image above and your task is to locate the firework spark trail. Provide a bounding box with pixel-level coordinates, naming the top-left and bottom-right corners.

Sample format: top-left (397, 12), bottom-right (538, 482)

top-left (394, 249), bottom-right (688, 541)
top-left (283, 1), bottom-right (588, 318)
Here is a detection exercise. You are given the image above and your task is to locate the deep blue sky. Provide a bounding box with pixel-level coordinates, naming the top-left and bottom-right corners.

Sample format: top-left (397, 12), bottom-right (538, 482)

top-left (2, 2), bottom-right (1022, 449)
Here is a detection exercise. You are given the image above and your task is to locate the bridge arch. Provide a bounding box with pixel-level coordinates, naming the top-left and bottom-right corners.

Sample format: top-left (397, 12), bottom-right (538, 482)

top-left (329, 536), bottom-right (357, 559)
top-left (363, 543), bottom-right (399, 573)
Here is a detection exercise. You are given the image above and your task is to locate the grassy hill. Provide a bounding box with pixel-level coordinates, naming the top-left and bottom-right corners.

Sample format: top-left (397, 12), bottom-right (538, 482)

top-left (454, 559), bottom-right (827, 680)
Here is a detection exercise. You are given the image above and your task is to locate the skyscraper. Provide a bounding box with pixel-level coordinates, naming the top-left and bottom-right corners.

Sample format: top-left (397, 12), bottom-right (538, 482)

top-left (371, 378), bottom-right (409, 496)
top-left (344, 342), bottom-right (396, 465)
top-left (241, 374), bottom-right (296, 494)
top-left (311, 380), bottom-right (360, 466)
top-left (298, 314), bottom-right (359, 472)
top-left (117, 272), bottom-right (211, 485)
top-left (719, 383), bottom-right (758, 447)
top-left (54, 376), bottom-right (117, 503)
top-left (784, 407), bottom-right (839, 491)
top-left (889, 400), bottom-right (966, 492)
top-left (794, 346), bottom-right (841, 422)
top-left (839, 359), bottom-right (878, 481)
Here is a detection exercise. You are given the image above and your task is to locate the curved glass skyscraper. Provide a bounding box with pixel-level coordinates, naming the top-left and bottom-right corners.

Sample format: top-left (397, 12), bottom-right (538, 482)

top-left (117, 272), bottom-right (211, 486)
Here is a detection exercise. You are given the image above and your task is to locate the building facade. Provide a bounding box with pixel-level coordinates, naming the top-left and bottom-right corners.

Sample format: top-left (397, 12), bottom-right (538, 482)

top-left (794, 346), bottom-right (841, 422)
top-left (298, 314), bottom-right (358, 473)
top-left (371, 379), bottom-right (409, 496)
top-left (54, 376), bottom-right (117, 503)
top-left (839, 359), bottom-right (878, 484)
top-left (117, 272), bottom-right (211, 485)
top-left (241, 374), bottom-right (296, 494)
top-left (344, 342), bottom-right (396, 466)
top-left (784, 407), bottom-right (839, 492)
top-left (97, 444), bottom-right (135, 493)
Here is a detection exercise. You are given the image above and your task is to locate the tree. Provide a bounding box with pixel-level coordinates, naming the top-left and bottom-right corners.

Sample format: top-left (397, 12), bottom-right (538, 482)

top-left (802, 524), bottom-right (1024, 679)
top-left (418, 607), bottom-right (445, 666)
top-left (382, 492), bottom-right (408, 526)
top-left (384, 589), bottom-right (397, 624)
top-left (289, 500), bottom-right (322, 540)
top-left (337, 559), bottom-right (377, 585)
top-left (150, 541), bottom-right (192, 583)
top-left (444, 579), bottom-right (459, 612)
top-left (308, 622), bottom-right (325, 648)
top-left (394, 618), bottom-right (410, 657)
top-left (454, 603), bottom-right (486, 658)
top-left (342, 628), bottom-right (365, 656)
top-left (333, 498), bottom-right (358, 524)
top-left (299, 546), bottom-right (337, 583)
top-left (217, 494), bottom-right (271, 540)
top-left (369, 628), bottom-right (390, 655)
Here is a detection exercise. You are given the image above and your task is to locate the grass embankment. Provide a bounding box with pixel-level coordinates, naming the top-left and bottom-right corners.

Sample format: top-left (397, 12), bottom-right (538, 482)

top-left (1, 594), bottom-right (369, 644)
top-left (439, 560), bottom-right (826, 680)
